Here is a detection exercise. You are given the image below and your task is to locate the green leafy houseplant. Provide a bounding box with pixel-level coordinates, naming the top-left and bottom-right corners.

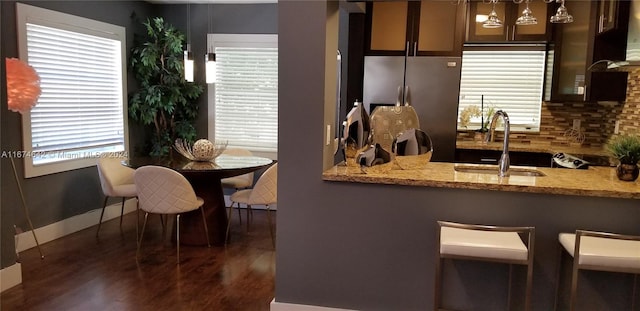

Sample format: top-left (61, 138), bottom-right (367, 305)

top-left (128, 17), bottom-right (204, 157)
top-left (606, 134), bottom-right (640, 165)
top-left (607, 134), bottom-right (640, 181)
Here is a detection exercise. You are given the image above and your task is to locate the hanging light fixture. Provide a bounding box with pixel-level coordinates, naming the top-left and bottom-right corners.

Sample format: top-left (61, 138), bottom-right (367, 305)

top-left (184, 1), bottom-right (194, 82)
top-left (482, 0), bottom-right (503, 28)
top-left (549, 0), bottom-right (573, 24)
top-left (205, 4), bottom-right (216, 84)
top-left (480, 0), bottom-right (572, 28)
top-left (515, 0), bottom-right (538, 25)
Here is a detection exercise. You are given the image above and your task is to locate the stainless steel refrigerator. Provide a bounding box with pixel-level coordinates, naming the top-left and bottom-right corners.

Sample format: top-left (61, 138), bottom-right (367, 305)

top-left (363, 56), bottom-right (462, 162)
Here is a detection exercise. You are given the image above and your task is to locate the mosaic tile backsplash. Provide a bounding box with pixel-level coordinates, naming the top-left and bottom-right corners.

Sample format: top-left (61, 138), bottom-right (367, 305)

top-left (457, 68), bottom-right (640, 148)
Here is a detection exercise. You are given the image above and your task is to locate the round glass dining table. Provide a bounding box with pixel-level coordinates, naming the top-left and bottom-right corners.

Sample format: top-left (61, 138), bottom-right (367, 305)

top-left (125, 154), bottom-right (274, 246)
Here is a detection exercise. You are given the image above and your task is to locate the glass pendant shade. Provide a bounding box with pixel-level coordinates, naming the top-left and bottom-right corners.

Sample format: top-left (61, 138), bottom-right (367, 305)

top-left (550, 0), bottom-right (573, 23)
top-left (205, 53), bottom-right (216, 84)
top-left (184, 48), bottom-right (194, 82)
top-left (515, 3), bottom-right (538, 25)
top-left (482, 9), bottom-right (503, 28)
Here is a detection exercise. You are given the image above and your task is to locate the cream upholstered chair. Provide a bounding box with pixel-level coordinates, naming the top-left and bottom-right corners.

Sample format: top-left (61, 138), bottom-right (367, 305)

top-left (558, 230), bottom-right (640, 310)
top-left (134, 165), bottom-right (210, 264)
top-left (435, 221), bottom-right (535, 311)
top-left (226, 163), bottom-right (277, 246)
top-left (221, 148), bottom-right (255, 222)
top-left (96, 153), bottom-right (137, 237)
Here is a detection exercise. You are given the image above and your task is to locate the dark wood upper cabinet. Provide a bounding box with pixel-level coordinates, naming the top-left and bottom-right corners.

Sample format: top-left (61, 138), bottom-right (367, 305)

top-left (547, 0), bottom-right (630, 102)
top-left (466, 0), bottom-right (552, 42)
top-left (365, 1), bottom-right (466, 57)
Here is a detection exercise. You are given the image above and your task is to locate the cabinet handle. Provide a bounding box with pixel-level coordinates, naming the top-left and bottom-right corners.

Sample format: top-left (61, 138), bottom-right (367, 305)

top-left (506, 26), bottom-right (509, 41)
top-left (480, 158), bottom-right (498, 163)
top-left (405, 41), bottom-right (410, 58)
top-left (583, 85), bottom-right (587, 101)
top-left (413, 42), bottom-right (417, 57)
top-left (599, 15), bottom-right (604, 33)
top-left (512, 25), bottom-right (516, 41)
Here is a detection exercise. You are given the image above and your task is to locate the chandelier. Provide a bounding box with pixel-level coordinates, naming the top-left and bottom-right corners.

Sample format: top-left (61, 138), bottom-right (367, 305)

top-left (481, 0), bottom-right (573, 29)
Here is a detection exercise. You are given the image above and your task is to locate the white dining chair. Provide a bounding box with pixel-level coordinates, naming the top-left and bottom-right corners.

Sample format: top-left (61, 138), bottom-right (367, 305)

top-left (134, 165), bottom-right (210, 264)
top-left (96, 153), bottom-right (137, 237)
top-left (221, 148), bottom-right (255, 223)
top-left (226, 163), bottom-right (277, 247)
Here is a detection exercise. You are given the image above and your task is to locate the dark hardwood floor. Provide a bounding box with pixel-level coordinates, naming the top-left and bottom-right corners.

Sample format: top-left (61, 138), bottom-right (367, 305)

top-left (1, 208), bottom-right (276, 311)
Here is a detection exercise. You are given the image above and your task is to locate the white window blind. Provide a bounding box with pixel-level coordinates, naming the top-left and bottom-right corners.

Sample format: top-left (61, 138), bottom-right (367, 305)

top-left (214, 46), bottom-right (278, 152)
top-left (458, 49), bottom-right (545, 131)
top-left (17, 3), bottom-right (127, 177)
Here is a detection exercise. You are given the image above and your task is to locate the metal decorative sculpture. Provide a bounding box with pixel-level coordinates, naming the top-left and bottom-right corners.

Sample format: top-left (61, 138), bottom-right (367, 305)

top-left (392, 128), bottom-right (433, 170)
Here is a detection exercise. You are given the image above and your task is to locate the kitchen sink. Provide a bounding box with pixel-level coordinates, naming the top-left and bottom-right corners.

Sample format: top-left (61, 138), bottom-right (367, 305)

top-left (454, 164), bottom-right (546, 177)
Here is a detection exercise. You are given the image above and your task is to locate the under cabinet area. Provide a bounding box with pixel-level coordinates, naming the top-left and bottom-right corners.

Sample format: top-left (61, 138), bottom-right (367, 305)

top-left (455, 148), bottom-right (553, 167)
top-left (365, 0), bottom-right (465, 56)
top-left (466, 0), bottom-right (551, 42)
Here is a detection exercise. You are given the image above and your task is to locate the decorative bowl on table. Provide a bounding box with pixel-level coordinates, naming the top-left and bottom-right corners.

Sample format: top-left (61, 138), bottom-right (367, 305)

top-left (174, 139), bottom-right (227, 161)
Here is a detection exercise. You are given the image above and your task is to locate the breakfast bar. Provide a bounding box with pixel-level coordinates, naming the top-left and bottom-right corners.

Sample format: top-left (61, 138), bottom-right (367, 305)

top-left (322, 160), bottom-right (640, 310)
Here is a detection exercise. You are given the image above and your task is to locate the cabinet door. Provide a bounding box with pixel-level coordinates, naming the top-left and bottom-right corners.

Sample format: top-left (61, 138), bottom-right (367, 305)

top-left (416, 0), bottom-right (464, 56)
top-left (549, 0), bottom-right (628, 102)
top-left (366, 1), bottom-right (464, 56)
top-left (368, 2), bottom-right (410, 55)
top-left (550, 0), bottom-right (593, 101)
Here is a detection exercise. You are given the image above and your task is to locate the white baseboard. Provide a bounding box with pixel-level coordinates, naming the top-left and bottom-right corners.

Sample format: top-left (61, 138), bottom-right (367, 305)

top-left (15, 198), bottom-right (137, 253)
top-left (271, 298), bottom-right (355, 311)
top-left (0, 263), bottom-right (22, 293)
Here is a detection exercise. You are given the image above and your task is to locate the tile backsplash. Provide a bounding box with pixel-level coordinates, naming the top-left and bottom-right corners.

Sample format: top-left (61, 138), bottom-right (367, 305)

top-left (457, 68), bottom-right (640, 148)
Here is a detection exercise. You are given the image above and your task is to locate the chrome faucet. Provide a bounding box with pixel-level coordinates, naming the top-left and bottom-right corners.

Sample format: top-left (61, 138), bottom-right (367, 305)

top-left (485, 110), bottom-right (510, 177)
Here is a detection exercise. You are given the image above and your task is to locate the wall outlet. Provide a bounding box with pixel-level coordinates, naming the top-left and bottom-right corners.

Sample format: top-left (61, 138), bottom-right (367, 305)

top-left (572, 119), bottom-right (581, 131)
top-left (614, 120), bottom-right (620, 134)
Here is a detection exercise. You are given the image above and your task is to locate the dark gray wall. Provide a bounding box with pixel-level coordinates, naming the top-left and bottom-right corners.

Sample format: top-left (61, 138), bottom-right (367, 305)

top-left (277, 2), bottom-right (640, 310)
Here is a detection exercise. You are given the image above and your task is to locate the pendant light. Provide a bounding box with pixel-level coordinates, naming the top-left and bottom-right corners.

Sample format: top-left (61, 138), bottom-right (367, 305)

top-left (205, 4), bottom-right (216, 84)
top-left (515, 0), bottom-right (538, 25)
top-left (479, 0), bottom-right (572, 28)
top-left (184, 1), bottom-right (194, 82)
top-left (482, 0), bottom-right (503, 28)
top-left (549, 0), bottom-right (573, 24)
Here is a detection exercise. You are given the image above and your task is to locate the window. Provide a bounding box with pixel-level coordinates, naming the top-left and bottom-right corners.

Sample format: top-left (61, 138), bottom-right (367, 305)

top-left (208, 34), bottom-right (278, 154)
top-left (457, 47), bottom-right (546, 132)
top-left (17, 4), bottom-right (127, 177)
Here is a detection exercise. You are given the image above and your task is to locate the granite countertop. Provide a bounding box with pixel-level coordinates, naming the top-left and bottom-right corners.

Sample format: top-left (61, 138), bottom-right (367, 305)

top-left (323, 161), bottom-right (640, 199)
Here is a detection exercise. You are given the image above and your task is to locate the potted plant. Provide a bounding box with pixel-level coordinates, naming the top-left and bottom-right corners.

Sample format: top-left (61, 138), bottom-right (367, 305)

top-left (606, 134), bottom-right (640, 181)
top-left (128, 17), bottom-right (204, 157)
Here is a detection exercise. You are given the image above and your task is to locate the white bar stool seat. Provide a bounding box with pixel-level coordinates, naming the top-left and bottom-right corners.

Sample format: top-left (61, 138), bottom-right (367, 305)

top-left (435, 221), bottom-right (535, 311)
top-left (556, 230), bottom-right (640, 310)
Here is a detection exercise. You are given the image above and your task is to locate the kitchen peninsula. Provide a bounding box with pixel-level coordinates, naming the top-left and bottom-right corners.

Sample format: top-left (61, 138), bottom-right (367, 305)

top-left (321, 159), bottom-right (640, 310)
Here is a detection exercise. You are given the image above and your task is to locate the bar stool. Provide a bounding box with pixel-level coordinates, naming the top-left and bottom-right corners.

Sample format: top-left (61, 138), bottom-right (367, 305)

top-left (435, 221), bottom-right (535, 311)
top-left (557, 230), bottom-right (640, 311)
